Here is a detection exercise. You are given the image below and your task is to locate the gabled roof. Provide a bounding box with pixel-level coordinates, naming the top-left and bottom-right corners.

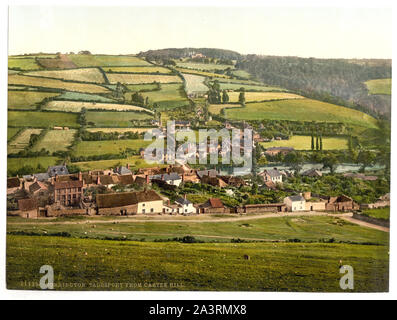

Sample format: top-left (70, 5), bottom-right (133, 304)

top-left (117, 174), bottom-right (135, 185)
top-left (96, 190), bottom-right (162, 208)
top-left (288, 195), bottom-right (305, 202)
top-left (208, 198), bottom-right (224, 208)
top-left (29, 181), bottom-right (48, 193)
top-left (263, 169), bottom-right (282, 177)
top-left (197, 169), bottom-right (218, 179)
top-left (47, 165), bottom-right (69, 177)
top-left (7, 177), bottom-right (20, 188)
top-left (34, 173), bottom-right (50, 181)
top-left (163, 173), bottom-right (181, 181)
top-left (114, 166), bottom-right (132, 175)
top-left (18, 198), bottom-right (38, 211)
top-left (54, 180), bottom-right (83, 190)
top-left (175, 197), bottom-right (192, 205)
top-left (98, 175), bottom-right (119, 185)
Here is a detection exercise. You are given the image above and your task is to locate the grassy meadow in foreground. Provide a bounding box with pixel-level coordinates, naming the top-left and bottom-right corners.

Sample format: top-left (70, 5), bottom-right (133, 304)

top-left (6, 235), bottom-right (389, 292)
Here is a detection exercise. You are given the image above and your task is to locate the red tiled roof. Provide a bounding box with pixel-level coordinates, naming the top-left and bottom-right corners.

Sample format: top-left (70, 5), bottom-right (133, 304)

top-left (209, 198), bottom-right (224, 208)
top-left (54, 180), bottom-right (83, 190)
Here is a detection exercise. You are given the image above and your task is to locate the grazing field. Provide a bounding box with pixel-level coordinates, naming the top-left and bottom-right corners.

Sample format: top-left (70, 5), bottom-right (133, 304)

top-left (87, 128), bottom-right (154, 133)
top-left (25, 68), bottom-right (106, 84)
top-left (217, 82), bottom-right (286, 91)
top-left (361, 208), bottom-right (390, 221)
top-left (8, 74), bottom-right (110, 94)
top-left (36, 54), bottom-right (77, 69)
top-left (68, 54), bottom-right (151, 67)
top-left (6, 234), bottom-right (389, 291)
top-left (231, 70), bottom-right (251, 79)
top-left (227, 91), bottom-right (303, 102)
top-left (182, 73), bottom-right (208, 93)
top-left (8, 91), bottom-right (60, 110)
top-left (177, 62), bottom-right (234, 71)
top-left (31, 129), bottom-right (76, 153)
top-left (72, 139), bottom-right (152, 157)
top-left (85, 111), bottom-right (153, 127)
top-left (54, 91), bottom-right (116, 103)
top-left (224, 99), bottom-right (378, 128)
top-left (260, 135), bottom-right (348, 150)
top-left (129, 83), bottom-right (189, 110)
top-left (44, 101), bottom-right (153, 113)
top-left (7, 128), bottom-right (21, 141)
top-left (208, 104), bottom-right (242, 115)
top-left (106, 73), bottom-right (182, 84)
top-left (175, 67), bottom-right (229, 78)
top-left (8, 111), bottom-right (79, 128)
top-left (8, 57), bottom-right (42, 70)
top-left (72, 155), bottom-right (163, 171)
top-left (365, 78), bottom-right (391, 95)
top-left (7, 156), bottom-right (60, 175)
top-left (125, 83), bottom-right (159, 92)
top-left (102, 66), bottom-right (172, 74)
top-left (7, 129), bottom-right (42, 154)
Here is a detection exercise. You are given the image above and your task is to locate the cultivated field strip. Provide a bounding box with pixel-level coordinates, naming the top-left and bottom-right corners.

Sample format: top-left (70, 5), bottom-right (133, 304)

top-left (44, 100), bottom-right (154, 113)
top-left (24, 68), bottom-right (106, 84)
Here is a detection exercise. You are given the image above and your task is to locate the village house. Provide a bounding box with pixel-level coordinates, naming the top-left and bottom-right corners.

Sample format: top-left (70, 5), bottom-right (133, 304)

top-left (53, 180), bottom-right (83, 207)
top-left (7, 177), bottom-right (21, 194)
top-left (175, 195), bottom-right (197, 215)
top-left (113, 164), bottom-right (132, 175)
top-left (284, 194), bottom-right (306, 212)
top-left (96, 189), bottom-right (163, 215)
top-left (16, 198), bottom-right (38, 218)
top-left (174, 120), bottom-right (191, 129)
top-left (325, 195), bottom-right (359, 212)
top-left (264, 147), bottom-right (294, 156)
top-left (237, 203), bottom-right (286, 214)
top-left (150, 172), bottom-right (182, 187)
top-left (201, 175), bottom-right (228, 188)
top-left (198, 198), bottom-right (229, 214)
top-left (301, 168), bottom-right (323, 177)
top-left (259, 168), bottom-right (283, 184)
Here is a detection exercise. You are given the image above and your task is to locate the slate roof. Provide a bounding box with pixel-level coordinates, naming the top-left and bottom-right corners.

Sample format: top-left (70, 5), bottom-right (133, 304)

top-left (34, 173), bottom-right (50, 181)
top-left (114, 166), bottom-right (132, 175)
top-left (29, 181), bottom-right (48, 193)
top-left (175, 197), bottom-right (192, 205)
top-left (197, 169), bottom-right (218, 179)
top-left (288, 195), bottom-right (305, 202)
top-left (263, 169), bottom-right (282, 177)
top-left (7, 177), bottom-right (20, 188)
top-left (47, 165), bottom-right (69, 177)
top-left (96, 190), bottom-right (162, 208)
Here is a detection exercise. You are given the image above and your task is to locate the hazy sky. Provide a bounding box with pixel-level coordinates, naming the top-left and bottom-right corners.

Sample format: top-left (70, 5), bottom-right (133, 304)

top-left (8, 6), bottom-right (392, 58)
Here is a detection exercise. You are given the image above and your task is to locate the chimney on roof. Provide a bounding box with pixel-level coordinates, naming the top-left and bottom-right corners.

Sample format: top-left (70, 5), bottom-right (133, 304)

top-left (182, 174), bottom-right (185, 182)
top-left (97, 175), bottom-right (101, 185)
top-left (55, 174), bottom-right (59, 182)
top-left (167, 199), bottom-right (171, 206)
top-left (78, 171), bottom-right (82, 181)
top-left (127, 163), bottom-right (130, 170)
top-left (145, 175), bottom-right (149, 184)
top-left (184, 194), bottom-right (187, 200)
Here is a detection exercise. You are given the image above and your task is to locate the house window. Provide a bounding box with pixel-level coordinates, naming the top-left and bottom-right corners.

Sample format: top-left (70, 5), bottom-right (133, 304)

top-left (142, 209), bottom-right (145, 214)
top-left (150, 208), bottom-right (154, 213)
top-left (142, 203), bottom-right (145, 207)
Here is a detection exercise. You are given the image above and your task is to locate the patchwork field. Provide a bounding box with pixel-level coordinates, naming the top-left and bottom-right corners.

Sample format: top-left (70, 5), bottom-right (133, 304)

top-left (68, 54), bottom-right (151, 67)
top-left (175, 67), bottom-right (229, 78)
top-left (8, 57), bottom-right (42, 70)
top-left (43, 101), bottom-right (153, 113)
top-left (8, 129), bottom-right (42, 154)
top-left (208, 104), bottom-right (242, 115)
top-left (231, 69), bottom-right (251, 79)
top-left (182, 73), bottom-right (208, 94)
top-left (125, 83), bottom-right (159, 92)
top-left (177, 62), bottom-right (234, 71)
top-left (54, 91), bottom-right (116, 103)
top-left (260, 135), bottom-right (348, 150)
top-left (227, 91), bottom-right (304, 103)
top-left (216, 82), bottom-right (286, 91)
top-left (72, 139), bottom-right (152, 157)
top-left (85, 111), bottom-right (153, 127)
top-left (224, 99), bottom-right (378, 128)
top-left (8, 91), bottom-right (60, 110)
top-left (25, 68), bottom-right (106, 84)
top-left (8, 111), bottom-right (79, 128)
top-left (102, 66), bottom-right (171, 74)
top-left (31, 129), bottom-right (76, 153)
top-left (365, 78), bottom-right (391, 95)
top-left (106, 73), bottom-right (182, 84)
top-left (87, 128), bottom-right (154, 133)
top-left (7, 128), bottom-right (21, 141)
top-left (9, 74), bottom-right (109, 94)
top-left (7, 156), bottom-right (60, 175)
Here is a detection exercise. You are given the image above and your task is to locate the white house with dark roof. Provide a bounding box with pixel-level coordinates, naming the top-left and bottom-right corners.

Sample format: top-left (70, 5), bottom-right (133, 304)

top-left (284, 194), bottom-right (306, 212)
top-left (175, 195), bottom-right (196, 214)
top-left (259, 168), bottom-right (283, 184)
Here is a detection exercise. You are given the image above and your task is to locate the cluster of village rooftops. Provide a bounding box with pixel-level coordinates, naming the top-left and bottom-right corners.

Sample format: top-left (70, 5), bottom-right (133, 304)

top-left (7, 163), bottom-right (389, 219)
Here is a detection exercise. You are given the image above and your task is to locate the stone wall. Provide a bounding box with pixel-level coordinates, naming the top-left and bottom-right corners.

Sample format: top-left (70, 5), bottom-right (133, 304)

top-left (352, 212), bottom-right (390, 228)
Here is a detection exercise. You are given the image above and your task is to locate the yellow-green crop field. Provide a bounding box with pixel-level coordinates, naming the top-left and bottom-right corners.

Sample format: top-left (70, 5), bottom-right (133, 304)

top-left (227, 91), bottom-right (304, 102)
top-left (8, 57), bottom-right (42, 70)
top-left (8, 91), bottom-right (60, 110)
top-left (43, 100), bottom-right (153, 113)
top-left (102, 66), bottom-right (172, 73)
top-left (8, 74), bottom-right (109, 94)
top-left (224, 99), bottom-right (378, 128)
top-left (25, 68), bottom-right (106, 84)
top-left (31, 129), bottom-right (76, 153)
top-left (365, 78), bottom-right (391, 95)
top-left (260, 135), bottom-right (348, 150)
top-left (8, 129), bottom-right (42, 154)
top-left (106, 73), bottom-right (182, 84)
top-left (68, 54), bottom-right (151, 67)
top-left (175, 67), bottom-right (230, 78)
